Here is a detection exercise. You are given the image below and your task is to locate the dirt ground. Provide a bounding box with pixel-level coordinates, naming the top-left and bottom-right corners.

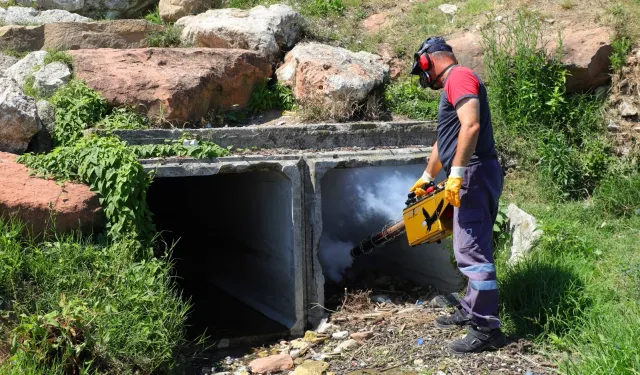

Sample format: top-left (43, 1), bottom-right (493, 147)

top-left (196, 276), bottom-right (562, 375)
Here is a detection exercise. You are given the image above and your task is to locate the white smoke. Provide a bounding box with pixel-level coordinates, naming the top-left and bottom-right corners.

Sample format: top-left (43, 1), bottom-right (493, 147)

top-left (319, 166), bottom-right (423, 283)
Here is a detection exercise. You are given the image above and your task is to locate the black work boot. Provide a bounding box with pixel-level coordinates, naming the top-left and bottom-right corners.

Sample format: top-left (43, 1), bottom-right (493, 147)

top-left (434, 306), bottom-right (471, 329)
top-left (448, 325), bottom-right (506, 354)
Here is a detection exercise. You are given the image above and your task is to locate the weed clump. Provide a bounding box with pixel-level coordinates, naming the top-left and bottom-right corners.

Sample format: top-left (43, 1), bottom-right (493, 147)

top-left (43, 50), bottom-right (73, 70)
top-left (384, 79), bottom-right (439, 120)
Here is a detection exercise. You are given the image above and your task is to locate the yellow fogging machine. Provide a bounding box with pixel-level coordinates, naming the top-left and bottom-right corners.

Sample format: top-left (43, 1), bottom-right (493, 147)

top-left (349, 179), bottom-right (454, 258)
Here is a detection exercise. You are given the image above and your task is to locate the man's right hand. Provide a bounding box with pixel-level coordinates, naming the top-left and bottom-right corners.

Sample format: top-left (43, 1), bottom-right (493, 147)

top-left (410, 171), bottom-right (434, 196)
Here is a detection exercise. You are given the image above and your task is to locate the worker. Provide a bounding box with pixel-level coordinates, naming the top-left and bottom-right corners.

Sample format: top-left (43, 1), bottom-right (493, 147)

top-left (408, 37), bottom-right (505, 354)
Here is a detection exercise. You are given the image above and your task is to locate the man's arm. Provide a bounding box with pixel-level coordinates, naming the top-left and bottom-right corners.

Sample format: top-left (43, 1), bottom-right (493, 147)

top-left (451, 97), bottom-right (481, 169)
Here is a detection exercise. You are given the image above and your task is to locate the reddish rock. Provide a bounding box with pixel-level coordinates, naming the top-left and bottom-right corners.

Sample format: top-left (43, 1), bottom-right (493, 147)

top-left (0, 152), bottom-right (104, 236)
top-left (447, 31), bottom-right (485, 80)
top-left (363, 13), bottom-right (387, 33)
top-left (69, 48), bottom-right (272, 125)
top-left (350, 331), bottom-right (374, 341)
top-left (377, 43), bottom-right (404, 80)
top-left (547, 27), bottom-right (613, 93)
top-left (249, 354), bottom-right (293, 374)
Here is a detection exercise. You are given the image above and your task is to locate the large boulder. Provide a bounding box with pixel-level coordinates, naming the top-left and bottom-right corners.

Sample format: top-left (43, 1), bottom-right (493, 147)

top-left (14, 0), bottom-right (154, 18)
top-left (33, 61), bottom-right (72, 97)
top-left (4, 51), bottom-right (46, 87)
top-left (0, 78), bottom-right (41, 153)
top-left (43, 20), bottom-right (163, 51)
top-left (69, 48), bottom-right (272, 124)
top-left (160, 0), bottom-right (218, 23)
top-left (0, 6), bottom-right (91, 25)
top-left (547, 27), bottom-right (613, 93)
top-left (0, 25), bottom-right (45, 52)
top-left (176, 4), bottom-right (303, 63)
top-left (276, 43), bottom-right (389, 115)
top-left (0, 152), bottom-right (104, 236)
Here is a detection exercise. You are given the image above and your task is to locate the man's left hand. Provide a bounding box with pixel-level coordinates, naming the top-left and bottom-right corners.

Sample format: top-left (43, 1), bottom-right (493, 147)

top-left (445, 167), bottom-right (466, 207)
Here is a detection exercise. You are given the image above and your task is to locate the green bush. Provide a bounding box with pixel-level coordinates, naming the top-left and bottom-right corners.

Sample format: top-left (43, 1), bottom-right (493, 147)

top-left (384, 79), bottom-right (439, 120)
top-left (0, 219), bottom-right (189, 374)
top-left (144, 5), bottom-right (163, 25)
top-left (130, 138), bottom-right (230, 159)
top-left (50, 80), bottom-right (108, 146)
top-left (97, 107), bottom-right (150, 130)
top-left (247, 79), bottom-right (296, 114)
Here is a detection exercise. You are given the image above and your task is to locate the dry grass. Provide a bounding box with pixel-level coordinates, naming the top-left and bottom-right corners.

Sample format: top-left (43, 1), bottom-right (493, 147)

top-left (298, 90), bottom-right (388, 123)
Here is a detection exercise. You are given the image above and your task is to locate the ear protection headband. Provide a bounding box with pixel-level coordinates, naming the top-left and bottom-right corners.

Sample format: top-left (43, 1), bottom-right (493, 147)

top-left (410, 37), bottom-right (454, 88)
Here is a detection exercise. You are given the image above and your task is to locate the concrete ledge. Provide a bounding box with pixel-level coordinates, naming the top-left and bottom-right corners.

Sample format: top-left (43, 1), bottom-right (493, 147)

top-left (91, 121), bottom-right (437, 150)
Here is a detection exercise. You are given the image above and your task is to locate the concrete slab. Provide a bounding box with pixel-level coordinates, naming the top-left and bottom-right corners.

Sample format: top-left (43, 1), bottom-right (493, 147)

top-left (90, 121), bottom-right (437, 150)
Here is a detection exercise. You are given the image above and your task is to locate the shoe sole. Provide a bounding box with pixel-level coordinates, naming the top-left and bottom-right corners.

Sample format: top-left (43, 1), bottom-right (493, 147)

top-left (447, 338), bottom-right (507, 355)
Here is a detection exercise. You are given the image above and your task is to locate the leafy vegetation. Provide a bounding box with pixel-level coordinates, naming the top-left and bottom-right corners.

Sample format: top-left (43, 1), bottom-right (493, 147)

top-left (610, 36), bottom-right (632, 73)
top-left (147, 25), bottom-right (183, 48)
top-left (50, 80), bottom-right (108, 146)
top-left (130, 138), bottom-right (230, 159)
top-left (43, 50), bottom-right (73, 70)
top-left (384, 79), bottom-right (439, 120)
top-left (144, 5), bottom-right (163, 25)
top-left (0, 218), bottom-right (189, 374)
top-left (248, 79), bottom-right (297, 113)
top-left (18, 136), bottom-right (156, 242)
top-left (96, 107), bottom-right (150, 130)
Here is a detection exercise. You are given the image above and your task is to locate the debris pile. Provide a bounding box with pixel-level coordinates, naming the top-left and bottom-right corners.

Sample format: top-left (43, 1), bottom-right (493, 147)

top-left (200, 277), bottom-right (559, 375)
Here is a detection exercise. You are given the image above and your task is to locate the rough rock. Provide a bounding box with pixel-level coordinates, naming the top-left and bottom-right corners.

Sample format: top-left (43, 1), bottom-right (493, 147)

top-left (363, 13), bottom-right (387, 33)
top-left (547, 27), bottom-right (613, 93)
top-left (0, 6), bottom-right (91, 25)
top-left (377, 43), bottom-right (403, 80)
top-left (446, 31), bottom-right (485, 80)
top-left (70, 48), bottom-right (271, 124)
top-left (4, 51), bottom-right (46, 87)
top-left (176, 4), bottom-right (303, 63)
top-left (31, 99), bottom-right (55, 152)
top-left (0, 52), bottom-right (18, 74)
top-left (43, 20), bottom-right (164, 51)
top-left (291, 360), bottom-right (329, 375)
top-left (0, 25), bottom-right (45, 52)
top-left (276, 43), bottom-right (389, 111)
top-left (14, 0), bottom-right (155, 18)
top-left (160, 0), bottom-right (216, 23)
top-left (350, 331), bottom-right (373, 341)
top-left (32, 62), bottom-right (71, 97)
top-left (248, 354), bottom-right (293, 374)
top-left (0, 77), bottom-right (40, 153)
top-left (506, 204), bottom-right (543, 265)
top-left (620, 100), bottom-right (638, 117)
top-left (0, 152), bottom-right (104, 235)
top-left (438, 4), bottom-right (457, 14)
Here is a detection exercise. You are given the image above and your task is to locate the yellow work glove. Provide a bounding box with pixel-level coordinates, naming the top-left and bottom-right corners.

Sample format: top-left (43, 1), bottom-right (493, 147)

top-left (410, 171), bottom-right (434, 196)
top-left (444, 167), bottom-right (465, 207)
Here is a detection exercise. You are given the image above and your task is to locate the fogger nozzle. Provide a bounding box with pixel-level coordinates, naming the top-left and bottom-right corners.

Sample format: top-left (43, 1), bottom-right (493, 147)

top-left (349, 219), bottom-right (406, 258)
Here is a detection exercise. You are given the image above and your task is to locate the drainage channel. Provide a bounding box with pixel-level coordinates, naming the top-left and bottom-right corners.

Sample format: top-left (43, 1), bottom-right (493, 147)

top-left (122, 121), bottom-right (460, 347)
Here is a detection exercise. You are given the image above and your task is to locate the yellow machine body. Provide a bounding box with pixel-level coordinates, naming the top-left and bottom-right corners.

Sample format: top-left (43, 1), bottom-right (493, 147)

top-left (402, 182), bottom-right (454, 247)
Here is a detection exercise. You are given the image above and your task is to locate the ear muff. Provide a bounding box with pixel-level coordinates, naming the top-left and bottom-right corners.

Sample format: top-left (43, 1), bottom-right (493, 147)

top-left (418, 53), bottom-right (432, 71)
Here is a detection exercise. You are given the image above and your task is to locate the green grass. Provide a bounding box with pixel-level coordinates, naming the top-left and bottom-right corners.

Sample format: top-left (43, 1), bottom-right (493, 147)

top-left (1, 50), bottom-right (29, 59)
top-left (384, 79), bottom-right (439, 120)
top-left (0, 218), bottom-right (190, 374)
top-left (147, 25), bottom-right (182, 47)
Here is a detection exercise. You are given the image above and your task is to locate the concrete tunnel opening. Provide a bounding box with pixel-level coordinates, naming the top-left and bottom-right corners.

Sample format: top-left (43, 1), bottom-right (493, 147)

top-left (146, 170), bottom-right (298, 342)
top-left (318, 164), bottom-right (462, 302)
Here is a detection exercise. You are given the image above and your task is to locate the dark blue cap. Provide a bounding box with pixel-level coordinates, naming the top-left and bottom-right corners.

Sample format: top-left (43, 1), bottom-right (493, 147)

top-left (409, 37), bottom-right (453, 75)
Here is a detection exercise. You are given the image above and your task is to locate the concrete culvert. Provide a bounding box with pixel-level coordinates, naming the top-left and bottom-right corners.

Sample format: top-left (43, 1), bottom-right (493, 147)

top-left (147, 169), bottom-right (304, 342)
top-left (307, 152), bottom-right (463, 324)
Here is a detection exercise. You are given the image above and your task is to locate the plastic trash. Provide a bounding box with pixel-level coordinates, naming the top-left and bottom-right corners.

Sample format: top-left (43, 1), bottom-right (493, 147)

top-left (417, 338), bottom-right (424, 346)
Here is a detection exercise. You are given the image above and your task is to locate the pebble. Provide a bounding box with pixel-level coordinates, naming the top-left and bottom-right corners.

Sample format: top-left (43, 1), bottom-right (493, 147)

top-left (290, 349), bottom-right (301, 359)
top-left (332, 331), bottom-right (349, 340)
top-left (495, 15), bottom-right (504, 22)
